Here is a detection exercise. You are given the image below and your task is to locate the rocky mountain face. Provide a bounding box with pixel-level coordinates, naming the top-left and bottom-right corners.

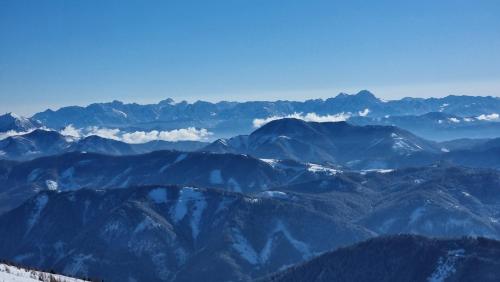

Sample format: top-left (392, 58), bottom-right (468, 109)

top-left (261, 235), bottom-right (500, 282)
top-left (0, 113), bottom-right (41, 133)
top-left (0, 129), bottom-right (207, 161)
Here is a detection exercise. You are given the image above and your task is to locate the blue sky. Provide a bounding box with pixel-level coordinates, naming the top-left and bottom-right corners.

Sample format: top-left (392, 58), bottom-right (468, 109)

top-left (1, 0), bottom-right (500, 115)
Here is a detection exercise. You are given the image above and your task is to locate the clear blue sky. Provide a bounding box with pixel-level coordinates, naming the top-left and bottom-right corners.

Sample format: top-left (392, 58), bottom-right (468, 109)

top-left (1, 0), bottom-right (500, 115)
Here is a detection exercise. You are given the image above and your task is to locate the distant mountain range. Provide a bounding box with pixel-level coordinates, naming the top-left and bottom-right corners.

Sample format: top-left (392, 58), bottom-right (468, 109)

top-left (2, 91), bottom-right (499, 140)
top-left (349, 111), bottom-right (500, 141)
top-left (262, 235), bottom-right (500, 282)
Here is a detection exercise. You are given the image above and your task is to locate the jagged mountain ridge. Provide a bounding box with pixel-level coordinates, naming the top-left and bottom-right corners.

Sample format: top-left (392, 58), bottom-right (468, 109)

top-left (28, 91), bottom-right (500, 138)
top-left (0, 113), bottom-right (41, 133)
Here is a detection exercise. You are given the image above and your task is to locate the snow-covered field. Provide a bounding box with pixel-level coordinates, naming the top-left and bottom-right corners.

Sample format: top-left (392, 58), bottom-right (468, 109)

top-left (0, 263), bottom-right (87, 282)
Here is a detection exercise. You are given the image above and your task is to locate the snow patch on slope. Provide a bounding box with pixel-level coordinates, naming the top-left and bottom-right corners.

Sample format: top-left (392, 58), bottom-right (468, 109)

top-left (170, 187), bottom-right (207, 239)
top-left (209, 169), bottom-right (224, 184)
top-left (307, 163), bottom-right (340, 175)
top-left (148, 188), bottom-right (168, 204)
top-left (26, 195), bottom-right (49, 232)
top-left (427, 249), bottom-right (465, 282)
top-left (45, 180), bottom-right (58, 191)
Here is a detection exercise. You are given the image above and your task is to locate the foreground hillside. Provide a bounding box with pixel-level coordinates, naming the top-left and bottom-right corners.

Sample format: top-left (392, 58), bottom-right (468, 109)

top-left (0, 185), bottom-right (370, 281)
top-left (0, 262), bottom-right (88, 282)
top-left (1, 164), bottom-right (500, 281)
top-left (262, 235), bottom-right (500, 282)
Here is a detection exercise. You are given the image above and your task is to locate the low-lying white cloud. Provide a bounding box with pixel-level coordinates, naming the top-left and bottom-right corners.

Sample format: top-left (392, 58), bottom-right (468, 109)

top-left (121, 128), bottom-right (212, 143)
top-left (358, 108), bottom-right (370, 117)
top-left (60, 125), bottom-right (212, 143)
top-left (252, 112), bottom-right (351, 128)
top-left (0, 127), bottom-right (50, 140)
top-left (0, 129), bottom-right (32, 140)
top-left (476, 113), bottom-right (499, 121)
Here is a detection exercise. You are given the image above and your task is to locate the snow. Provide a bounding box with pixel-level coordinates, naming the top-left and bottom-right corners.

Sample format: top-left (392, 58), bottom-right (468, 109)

top-left (45, 180), bottom-right (58, 191)
top-left (27, 169), bottom-right (42, 182)
top-left (61, 167), bottom-right (75, 179)
top-left (216, 139), bottom-right (228, 146)
top-left (60, 167), bottom-right (79, 190)
top-left (112, 108), bottom-right (128, 118)
top-left (391, 134), bottom-right (422, 152)
top-left (274, 221), bottom-right (311, 259)
top-left (134, 216), bottom-right (162, 234)
top-left (438, 103), bottom-right (449, 112)
top-left (427, 249), bottom-right (465, 282)
top-left (174, 153), bottom-right (187, 163)
top-left (148, 188), bottom-right (168, 204)
top-left (307, 163), bottom-right (340, 175)
top-left (361, 169), bottom-right (394, 174)
top-left (215, 197), bottom-right (235, 214)
top-left (209, 169), bottom-right (224, 184)
top-left (258, 191), bottom-right (288, 199)
top-left (0, 263), bottom-right (87, 282)
top-left (227, 178), bottom-right (242, 193)
top-left (26, 195), bottom-right (48, 232)
top-left (231, 228), bottom-right (259, 265)
top-left (260, 158), bottom-right (278, 167)
top-left (448, 117), bottom-right (460, 123)
top-left (409, 206), bottom-right (426, 225)
top-left (63, 254), bottom-right (95, 277)
top-left (244, 197), bottom-right (260, 204)
top-left (441, 148), bottom-right (450, 153)
top-left (232, 221), bottom-right (312, 265)
top-left (170, 187), bottom-right (207, 239)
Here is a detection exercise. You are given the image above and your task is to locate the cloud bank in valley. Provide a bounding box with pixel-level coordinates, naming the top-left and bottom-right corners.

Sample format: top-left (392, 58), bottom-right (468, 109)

top-left (252, 112), bottom-right (352, 128)
top-left (476, 113), bottom-right (499, 121)
top-left (60, 125), bottom-right (212, 143)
